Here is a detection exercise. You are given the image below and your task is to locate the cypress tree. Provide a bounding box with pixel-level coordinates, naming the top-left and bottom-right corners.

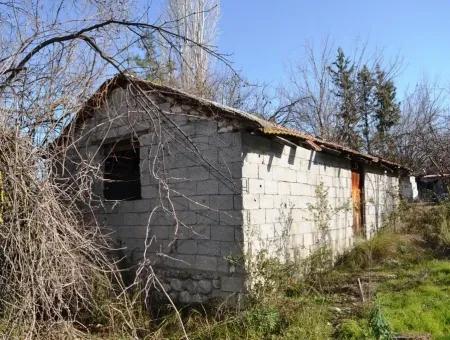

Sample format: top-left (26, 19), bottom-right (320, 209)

top-left (329, 48), bottom-right (361, 149)
top-left (373, 65), bottom-right (400, 155)
top-left (356, 65), bottom-right (375, 154)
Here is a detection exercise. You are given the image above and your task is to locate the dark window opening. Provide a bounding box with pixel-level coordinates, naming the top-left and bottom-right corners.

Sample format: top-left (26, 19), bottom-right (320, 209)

top-left (103, 138), bottom-right (141, 200)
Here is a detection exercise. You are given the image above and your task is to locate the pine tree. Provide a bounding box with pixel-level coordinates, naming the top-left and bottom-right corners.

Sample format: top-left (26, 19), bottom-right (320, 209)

top-left (328, 48), bottom-right (360, 149)
top-left (356, 65), bottom-right (375, 154)
top-left (373, 65), bottom-right (400, 155)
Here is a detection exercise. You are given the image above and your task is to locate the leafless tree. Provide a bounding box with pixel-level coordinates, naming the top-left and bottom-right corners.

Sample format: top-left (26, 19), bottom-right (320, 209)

top-left (392, 80), bottom-right (450, 174)
top-left (162, 0), bottom-right (220, 95)
top-left (275, 40), bottom-right (339, 139)
top-left (0, 0), bottom-right (230, 337)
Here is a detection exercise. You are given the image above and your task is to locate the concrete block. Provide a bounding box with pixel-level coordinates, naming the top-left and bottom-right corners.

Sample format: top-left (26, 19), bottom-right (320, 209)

top-left (235, 228), bottom-right (244, 242)
top-left (219, 210), bottom-right (242, 226)
top-left (196, 179), bottom-right (219, 195)
top-left (210, 195), bottom-right (234, 210)
top-left (244, 152), bottom-right (263, 164)
top-left (116, 226), bottom-right (145, 240)
top-left (188, 195), bottom-right (210, 210)
top-left (242, 164), bottom-right (258, 178)
top-left (197, 240), bottom-right (220, 256)
top-left (258, 164), bottom-right (271, 180)
top-left (229, 161), bottom-right (243, 179)
top-left (195, 255), bottom-right (218, 271)
top-left (248, 178), bottom-right (265, 194)
top-left (196, 210), bottom-right (219, 224)
top-left (176, 211), bottom-right (197, 225)
top-left (248, 210), bottom-right (265, 225)
top-left (278, 182), bottom-right (290, 195)
top-left (150, 226), bottom-right (170, 240)
top-left (289, 183), bottom-right (303, 196)
top-left (171, 196), bottom-right (190, 211)
top-left (177, 224), bottom-right (210, 240)
top-left (221, 276), bottom-right (245, 292)
top-left (218, 181), bottom-right (235, 194)
top-left (165, 254), bottom-right (195, 269)
top-left (264, 181), bottom-right (278, 194)
top-left (233, 195), bottom-right (243, 210)
top-left (130, 199), bottom-right (151, 212)
top-left (177, 240), bottom-right (197, 254)
top-left (242, 194), bottom-right (259, 209)
top-left (122, 213), bottom-right (140, 226)
top-left (106, 213), bottom-right (124, 227)
top-left (147, 211), bottom-right (173, 226)
top-left (170, 152), bottom-right (199, 169)
top-left (220, 241), bottom-right (242, 256)
top-left (266, 208), bottom-right (282, 224)
top-left (220, 146), bottom-right (242, 162)
top-left (141, 185), bottom-right (160, 199)
top-left (171, 166), bottom-right (210, 181)
top-left (211, 226), bottom-right (235, 241)
top-left (259, 195), bottom-right (274, 209)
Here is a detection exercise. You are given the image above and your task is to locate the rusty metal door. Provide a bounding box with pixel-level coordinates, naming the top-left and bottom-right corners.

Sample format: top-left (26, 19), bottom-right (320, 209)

top-left (351, 165), bottom-right (364, 236)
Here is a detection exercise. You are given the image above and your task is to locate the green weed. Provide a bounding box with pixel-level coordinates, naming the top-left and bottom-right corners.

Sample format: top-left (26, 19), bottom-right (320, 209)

top-left (376, 260), bottom-right (450, 337)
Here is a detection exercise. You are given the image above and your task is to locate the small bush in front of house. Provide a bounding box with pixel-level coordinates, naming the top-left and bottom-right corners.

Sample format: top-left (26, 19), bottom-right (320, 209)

top-left (336, 229), bottom-right (428, 271)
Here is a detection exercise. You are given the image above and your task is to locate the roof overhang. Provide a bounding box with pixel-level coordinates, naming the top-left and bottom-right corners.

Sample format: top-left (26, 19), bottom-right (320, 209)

top-left (56, 73), bottom-right (410, 174)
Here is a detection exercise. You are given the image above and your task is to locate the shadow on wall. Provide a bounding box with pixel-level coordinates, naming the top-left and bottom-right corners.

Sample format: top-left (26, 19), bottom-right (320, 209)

top-left (242, 135), bottom-right (286, 174)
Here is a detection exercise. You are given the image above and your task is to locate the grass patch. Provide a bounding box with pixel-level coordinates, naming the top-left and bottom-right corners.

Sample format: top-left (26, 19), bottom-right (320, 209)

top-left (152, 280), bottom-right (334, 339)
top-left (376, 260), bottom-right (450, 338)
top-left (336, 230), bottom-right (430, 271)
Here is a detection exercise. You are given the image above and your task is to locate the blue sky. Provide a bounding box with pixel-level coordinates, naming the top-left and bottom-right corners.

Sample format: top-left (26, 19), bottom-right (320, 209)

top-left (217, 1), bottom-right (450, 98)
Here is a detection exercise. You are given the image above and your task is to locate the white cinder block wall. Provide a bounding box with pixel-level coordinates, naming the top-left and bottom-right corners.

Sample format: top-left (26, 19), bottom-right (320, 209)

top-left (364, 166), bottom-right (400, 237)
top-left (70, 87), bottom-right (246, 303)
top-left (241, 133), bottom-right (402, 265)
top-left (67, 85), bottom-right (405, 302)
top-left (241, 133), bottom-right (354, 262)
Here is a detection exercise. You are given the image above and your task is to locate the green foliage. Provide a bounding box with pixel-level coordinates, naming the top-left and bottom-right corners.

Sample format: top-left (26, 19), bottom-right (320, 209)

top-left (329, 48), bottom-right (360, 149)
top-left (377, 260), bottom-right (450, 337)
top-left (369, 305), bottom-right (394, 340)
top-left (328, 48), bottom-right (400, 155)
top-left (372, 65), bottom-right (400, 156)
top-left (250, 252), bottom-right (297, 298)
top-left (337, 319), bottom-right (371, 339)
top-left (336, 230), bottom-right (427, 270)
top-left (244, 305), bottom-right (281, 335)
top-left (307, 182), bottom-right (350, 243)
top-left (133, 30), bottom-right (175, 83)
top-left (356, 65), bottom-right (375, 154)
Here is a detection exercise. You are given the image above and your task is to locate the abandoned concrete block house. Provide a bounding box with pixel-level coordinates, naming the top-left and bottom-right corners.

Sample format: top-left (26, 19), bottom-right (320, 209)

top-left (59, 74), bottom-right (413, 303)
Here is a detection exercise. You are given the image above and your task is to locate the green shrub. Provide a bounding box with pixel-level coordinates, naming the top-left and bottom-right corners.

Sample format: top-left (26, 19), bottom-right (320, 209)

top-left (336, 229), bottom-right (427, 271)
top-left (337, 319), bottom-right (371, 339)
top-left (244, 305), bottom-right (281, 335)
top-left (369, 305), bottom-right (394, 340)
